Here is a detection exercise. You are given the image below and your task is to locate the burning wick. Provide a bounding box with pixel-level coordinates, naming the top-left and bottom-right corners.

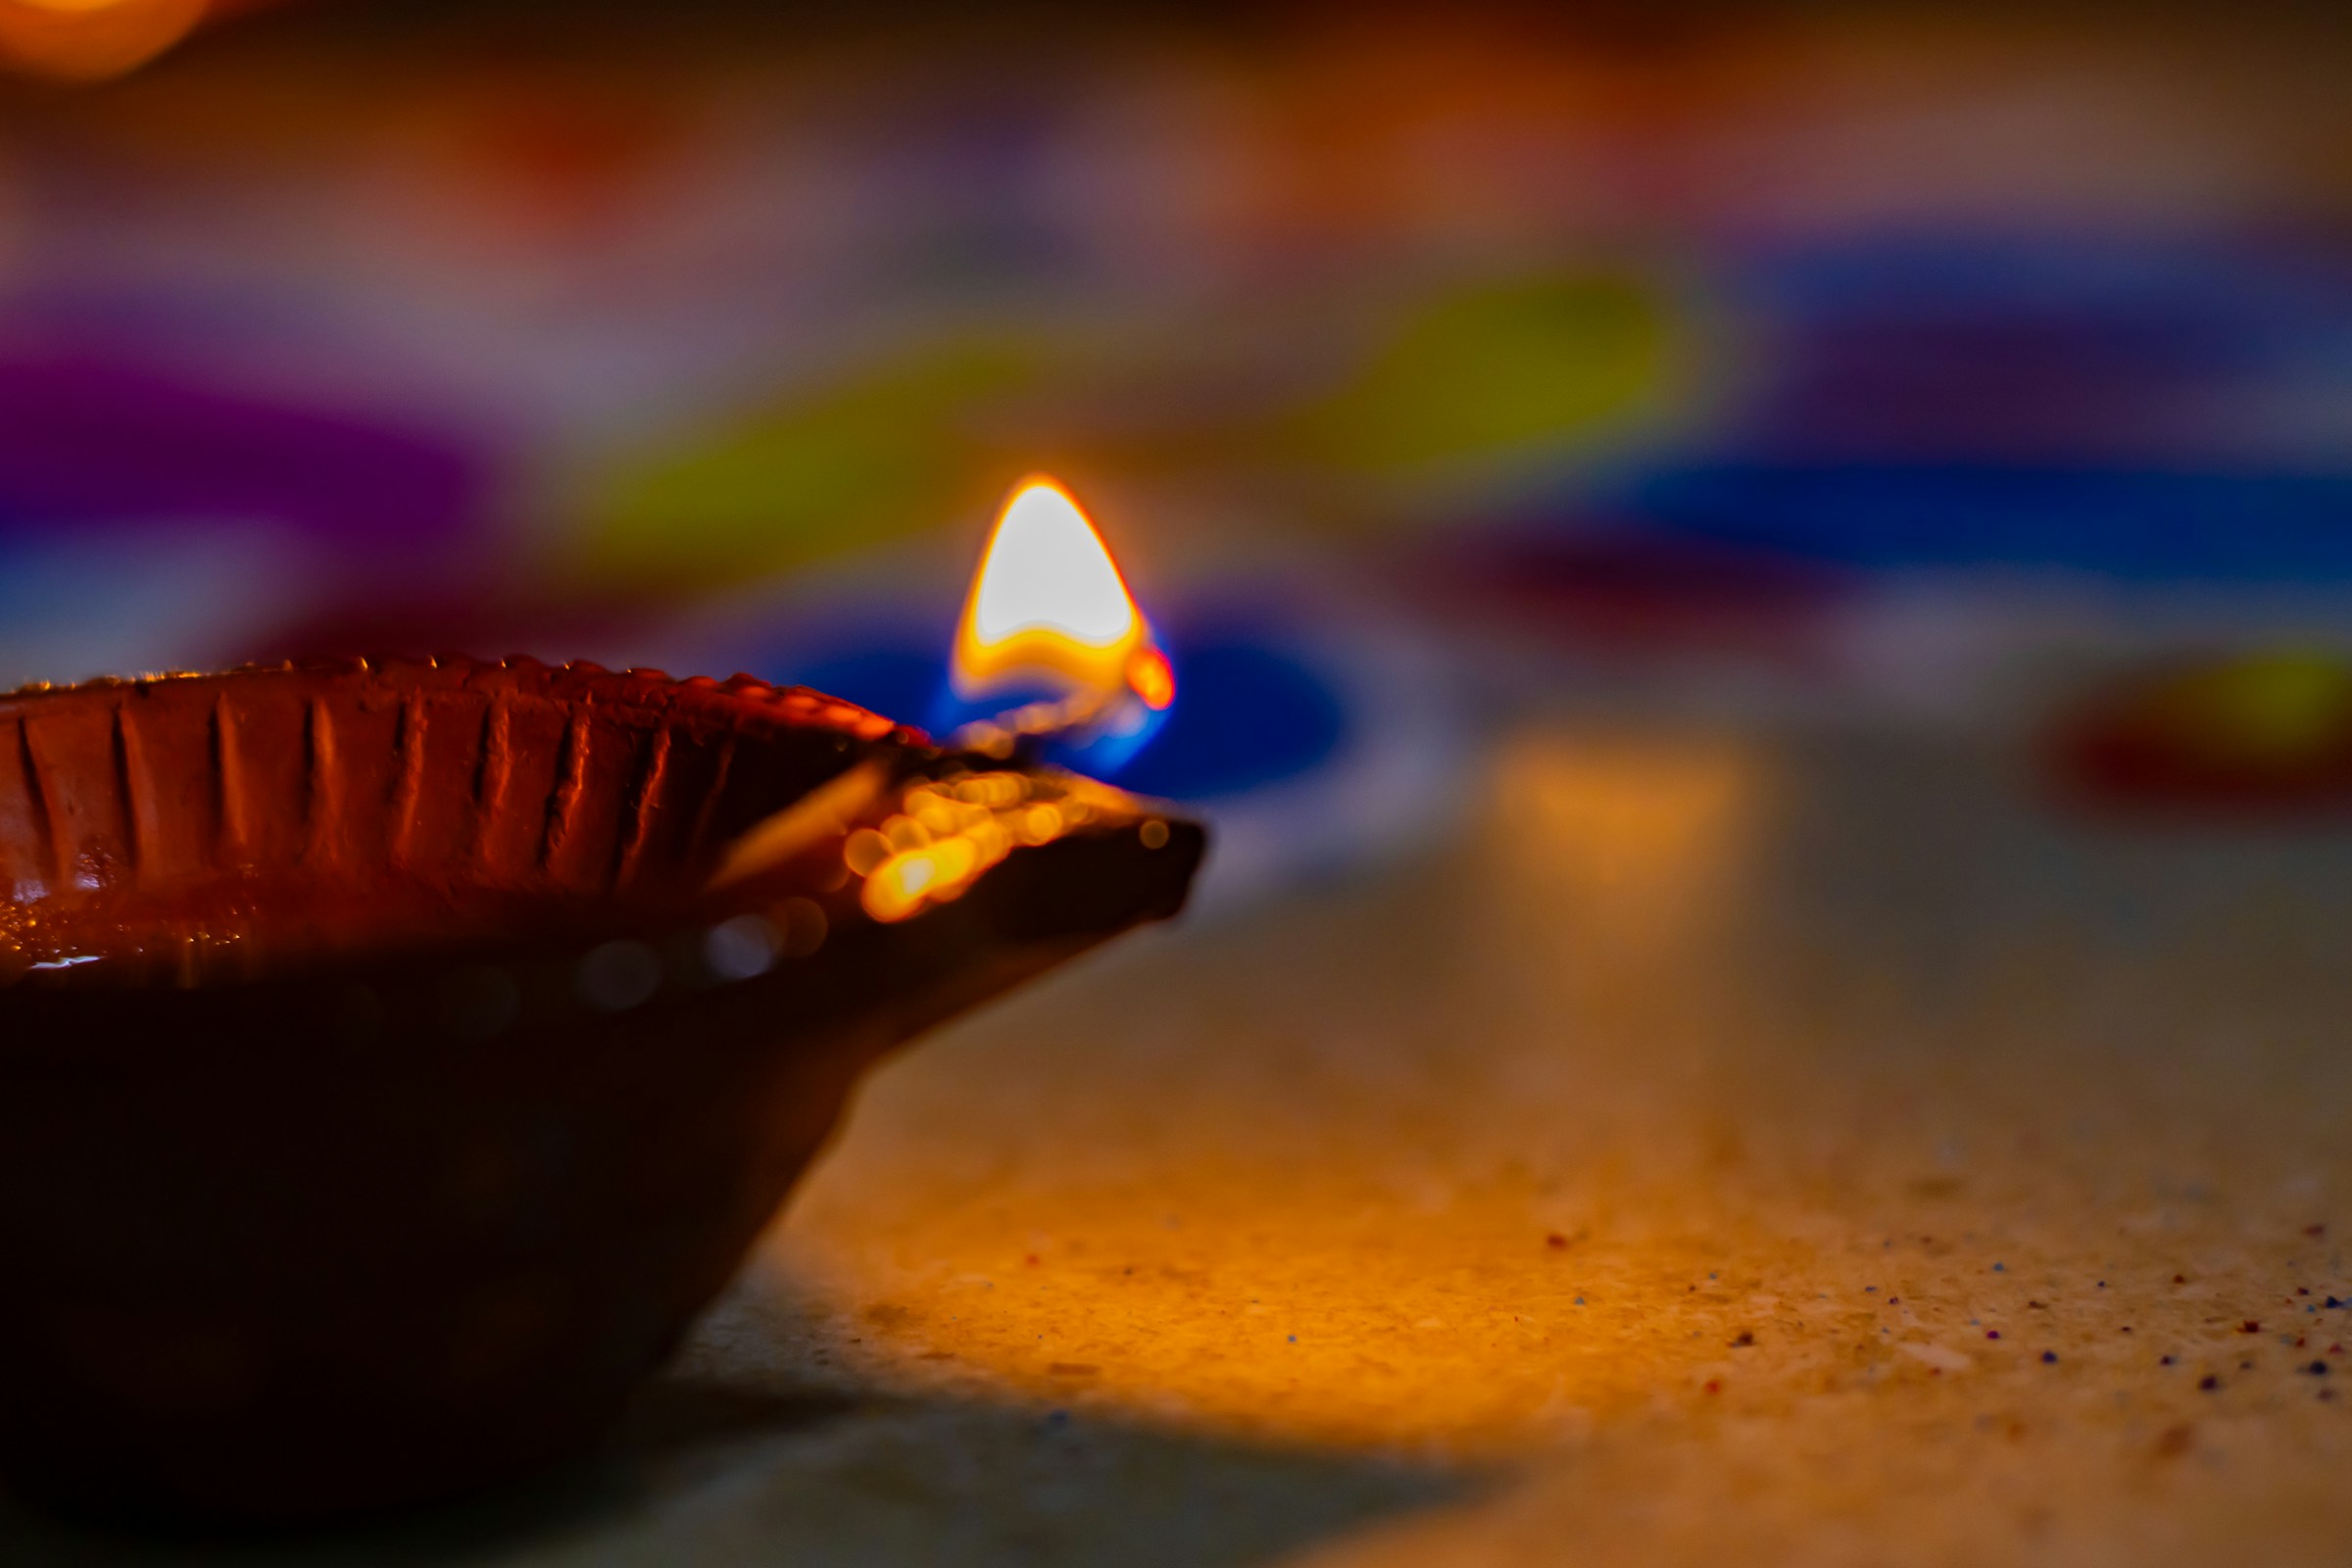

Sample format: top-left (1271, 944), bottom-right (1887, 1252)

top-left (947, 476), bottom-right (1173, 764)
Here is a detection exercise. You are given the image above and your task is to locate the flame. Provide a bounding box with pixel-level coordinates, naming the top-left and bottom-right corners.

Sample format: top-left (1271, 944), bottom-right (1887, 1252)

top-left (0, 0), bottom-right (207, 80)
top-left (1127, 645), bottom-right (1176, 711)
top-left (952, 477), bottom-right (1169, 713)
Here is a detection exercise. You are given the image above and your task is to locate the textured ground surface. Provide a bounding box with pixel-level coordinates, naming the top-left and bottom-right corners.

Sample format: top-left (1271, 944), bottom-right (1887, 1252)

top-left (10, 718), bottom-right (2352, 1566)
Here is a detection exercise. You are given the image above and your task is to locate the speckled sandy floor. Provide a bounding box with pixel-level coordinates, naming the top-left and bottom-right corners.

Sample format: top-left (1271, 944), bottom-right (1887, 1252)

top-left (10, 719), bottom-right (2351, 1566)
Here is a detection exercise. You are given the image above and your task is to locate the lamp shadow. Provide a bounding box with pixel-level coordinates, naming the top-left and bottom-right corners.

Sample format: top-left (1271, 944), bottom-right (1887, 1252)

top-left (0, 1291), bottom-right (1476, 1568)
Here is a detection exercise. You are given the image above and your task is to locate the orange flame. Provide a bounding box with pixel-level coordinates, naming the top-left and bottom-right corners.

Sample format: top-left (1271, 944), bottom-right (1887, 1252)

top-left (0, 0), bottom-right (207, 81)
top-left (952, 476), bottom-right (1170, 713)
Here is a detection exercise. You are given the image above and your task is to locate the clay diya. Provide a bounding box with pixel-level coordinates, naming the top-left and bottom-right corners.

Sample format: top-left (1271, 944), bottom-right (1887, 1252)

top-left (0, 655), bottom-right (1203, 1523)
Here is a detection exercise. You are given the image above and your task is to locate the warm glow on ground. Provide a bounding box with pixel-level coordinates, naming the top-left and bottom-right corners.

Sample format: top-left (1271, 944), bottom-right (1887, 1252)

top-left (761, 733), bottom-right (1783, 1457)
top-left (656, 717), bottom-right (2352, 1561)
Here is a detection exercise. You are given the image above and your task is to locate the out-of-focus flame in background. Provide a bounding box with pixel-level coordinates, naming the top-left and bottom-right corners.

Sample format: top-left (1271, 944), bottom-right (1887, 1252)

top-left (0, 0), bottom-right (288, 81)
top-left (0, 0), bottom-right (213, 80)
top-left (0, 0), bottom-right (202, 82)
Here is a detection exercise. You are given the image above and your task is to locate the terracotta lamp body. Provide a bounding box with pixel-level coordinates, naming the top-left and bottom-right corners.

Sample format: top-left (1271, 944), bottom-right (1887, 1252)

top-left (0, 657), bottom-right (1202, 1523)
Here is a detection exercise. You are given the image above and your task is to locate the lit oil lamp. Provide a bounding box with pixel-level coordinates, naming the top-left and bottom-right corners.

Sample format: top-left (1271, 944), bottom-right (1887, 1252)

top-left (0, 514), bottom-right (1204, 1521)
